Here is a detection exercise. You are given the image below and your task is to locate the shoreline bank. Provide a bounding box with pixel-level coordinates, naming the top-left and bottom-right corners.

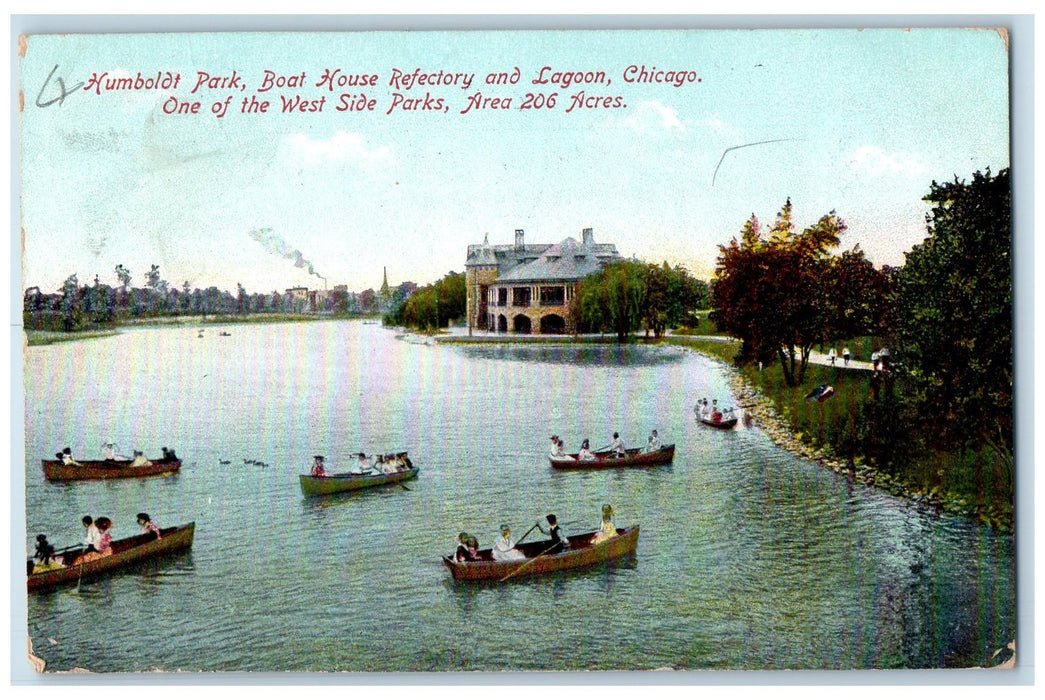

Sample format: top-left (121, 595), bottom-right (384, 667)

top-left (685, 348), bottom-right (1012, 533)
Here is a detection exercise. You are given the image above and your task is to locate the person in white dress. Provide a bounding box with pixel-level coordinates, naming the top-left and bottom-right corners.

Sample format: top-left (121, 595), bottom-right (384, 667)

top-left (102, 442), bottom-right (130, 461)
top-left (492, 525), bottom-right (526, 562)
top-left (578, 439), bottom-right (597, 461)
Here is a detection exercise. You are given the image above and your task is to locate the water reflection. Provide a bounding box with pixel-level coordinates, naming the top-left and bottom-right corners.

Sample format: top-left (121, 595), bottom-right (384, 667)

top-left (452, 343), bottom-right (685, 368)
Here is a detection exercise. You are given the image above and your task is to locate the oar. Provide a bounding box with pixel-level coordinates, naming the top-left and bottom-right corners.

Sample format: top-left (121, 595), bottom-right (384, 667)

top-left (514, 523), bottom-right (540, 546)
top-left (499, 541), bottom-right (562, 582)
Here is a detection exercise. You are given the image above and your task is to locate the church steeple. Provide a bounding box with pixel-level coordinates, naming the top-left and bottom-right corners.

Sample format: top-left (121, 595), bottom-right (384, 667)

top-left (380, 266), bottom-right (390, 296)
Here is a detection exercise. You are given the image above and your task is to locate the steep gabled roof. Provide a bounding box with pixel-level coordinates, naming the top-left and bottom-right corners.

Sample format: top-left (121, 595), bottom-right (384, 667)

top-left (497, 236), bottom-right (621, 282)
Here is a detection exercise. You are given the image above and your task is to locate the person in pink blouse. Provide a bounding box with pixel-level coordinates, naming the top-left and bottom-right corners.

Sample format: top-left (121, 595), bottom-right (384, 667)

top-left (137, 512), bottom-right (162, 539)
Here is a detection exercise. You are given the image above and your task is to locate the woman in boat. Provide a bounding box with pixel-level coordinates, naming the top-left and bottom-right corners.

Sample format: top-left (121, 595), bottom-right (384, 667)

top-left (130, 451), bottom-right (153, 468)
top-left (591, 504), bottom-right (617, 545)
top-left (535, 514), bottom-right (569, 554)
top-left (610, 432), bottom-right (625, 458)
top-left (578, 440), bottom-right (596, 461)
top-left (102, 442), bottom-right (130, 461)
top-left (492, 525), bottom-right (526, 562)
top-left (549, 435), bottom-right (563, 458)
top-left (311, 455), bottom-right (327, 477)
top-left (454, 532), bottom-right (478, 562)
top-left (74, 517), bottom-right (113, 564)
top-left (137, 513), bottom-right (161, 540)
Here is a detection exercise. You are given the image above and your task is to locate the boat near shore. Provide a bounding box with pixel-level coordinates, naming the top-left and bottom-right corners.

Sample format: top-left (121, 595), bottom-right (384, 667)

top-left (27, 522), bottom-right (196, 593)
top-left (696, 413), bottom-right (738, 430)
top-left (442, 525), bottom-right (640, 582)
top-left (549, 445), bottom-right (674, 470)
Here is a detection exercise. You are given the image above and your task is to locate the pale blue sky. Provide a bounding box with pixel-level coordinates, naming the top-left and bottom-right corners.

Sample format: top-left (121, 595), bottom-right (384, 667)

top-left (19, 28), bottom-right (1010, 295)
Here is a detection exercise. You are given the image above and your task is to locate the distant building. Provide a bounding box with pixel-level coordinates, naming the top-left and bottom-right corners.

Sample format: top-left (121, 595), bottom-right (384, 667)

top-left (465, 228), bottom-right (621, 334)
top-left (285, 287), bottom-right (308, 302)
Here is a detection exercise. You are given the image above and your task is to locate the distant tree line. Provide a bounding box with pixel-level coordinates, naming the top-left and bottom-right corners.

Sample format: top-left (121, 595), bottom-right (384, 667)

top-left (23, 264), bottom-right (418, 332)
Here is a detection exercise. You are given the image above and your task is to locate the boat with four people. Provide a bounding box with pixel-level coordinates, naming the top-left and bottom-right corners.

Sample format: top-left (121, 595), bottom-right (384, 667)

top-left (549, 445), bottom-right (675, 470)
top-left (299, 466), bottom-right (419, 496)
top-left (27, 522), bottom-right (196, 593)
top-left (41, 453), bottom-right (182, 481)
top-left (442, 525), bottom-right (640, 582)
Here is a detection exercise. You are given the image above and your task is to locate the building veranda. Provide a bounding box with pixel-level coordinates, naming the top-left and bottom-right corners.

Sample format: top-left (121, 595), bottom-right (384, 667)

top-left (465, 228), bottom-right (621, 335)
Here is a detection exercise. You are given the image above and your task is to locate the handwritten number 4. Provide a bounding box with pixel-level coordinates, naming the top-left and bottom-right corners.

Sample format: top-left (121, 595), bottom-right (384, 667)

top-left (36, 65), bottom-right (84, 108)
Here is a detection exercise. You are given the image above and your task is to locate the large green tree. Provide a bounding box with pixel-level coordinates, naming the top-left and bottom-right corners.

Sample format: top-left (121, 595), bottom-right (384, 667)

top-left (712, 199), bottom-right (848, 385)
top-left (893, 168), bottom-right (1012, 462)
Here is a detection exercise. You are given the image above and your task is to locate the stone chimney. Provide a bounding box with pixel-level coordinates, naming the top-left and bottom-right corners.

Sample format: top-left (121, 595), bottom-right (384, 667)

top-left (582, 228), bottom-right (594, 247)
top-left (515, 229), bottom-right (525, 250)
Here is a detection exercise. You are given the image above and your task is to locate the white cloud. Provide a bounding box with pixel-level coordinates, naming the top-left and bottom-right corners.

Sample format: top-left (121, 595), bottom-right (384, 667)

top-left (283, 131), bottom-right (393, 167)
top-left (622, 101), bottom-right (685, 134)
top-left (850, 146), bottom-right (930, 178)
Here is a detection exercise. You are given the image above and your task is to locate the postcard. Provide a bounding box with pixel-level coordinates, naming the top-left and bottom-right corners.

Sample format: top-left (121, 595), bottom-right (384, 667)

top-left (15, 22), bottom-right (1020, 679)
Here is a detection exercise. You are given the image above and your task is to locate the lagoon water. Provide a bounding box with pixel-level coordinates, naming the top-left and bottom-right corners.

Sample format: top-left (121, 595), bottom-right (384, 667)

top-left (22, 320), bottom-right (1015, 673)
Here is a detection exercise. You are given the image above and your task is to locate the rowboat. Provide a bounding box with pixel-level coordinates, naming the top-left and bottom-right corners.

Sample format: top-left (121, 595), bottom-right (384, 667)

top-left (442, 525), bottom-right (640, 582)
top-left (27, 522), bottom-right (195, 593)
top-left (548, 445), bottom-right (674, 470)
top-left (41, 457), bottom-right (182, 481)
top-left (298, 467), bottom-right (419, 496)
top-left (696, 413), bottom-right (738, 430)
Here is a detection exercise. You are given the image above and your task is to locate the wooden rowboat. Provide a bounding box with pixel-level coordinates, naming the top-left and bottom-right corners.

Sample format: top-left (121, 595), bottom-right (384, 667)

top-left (442, 525), bottom-right (639, 582)
top-left (548, 445), bottom-right (674, 470)
top-left (298, 467), bottom-right (419, 496)
top-left (696, 414), bottom-right (738, 430)
top-left (27, 522), bottom-right (195, 593)
top-left (41, 457), bottom-right (182, 481)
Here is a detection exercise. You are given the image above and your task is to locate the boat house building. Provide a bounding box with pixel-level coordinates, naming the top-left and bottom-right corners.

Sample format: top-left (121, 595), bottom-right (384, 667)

top-left (465, 228), bottom-right (621, 334)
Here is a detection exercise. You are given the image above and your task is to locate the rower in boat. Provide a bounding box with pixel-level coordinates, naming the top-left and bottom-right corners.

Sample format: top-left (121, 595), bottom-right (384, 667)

top-left (535, 514), bottom-right (570, 554)
top-left (32, 535), bottom-right (64, 573)
top-left (60, 447), bottom-right (83, 467)
top-left (610, 432), bottom-right (625, 458)
top-left (351, 452), bottom-right (371, 474)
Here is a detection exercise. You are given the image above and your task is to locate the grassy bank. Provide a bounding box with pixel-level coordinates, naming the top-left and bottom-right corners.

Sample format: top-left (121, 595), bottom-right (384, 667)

top-left (24, 329), bottom-right (121, 346)
top-left (671, 338), bottom-right (1013, 532)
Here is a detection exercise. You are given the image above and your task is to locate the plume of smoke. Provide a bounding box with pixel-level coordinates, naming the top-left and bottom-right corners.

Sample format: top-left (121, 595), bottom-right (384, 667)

top-left (249, 228), bottom-right (325, 281)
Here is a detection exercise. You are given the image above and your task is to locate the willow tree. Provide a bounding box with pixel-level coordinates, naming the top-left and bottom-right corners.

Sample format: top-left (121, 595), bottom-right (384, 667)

top-left (578, 260), bottom-right (646, 342)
